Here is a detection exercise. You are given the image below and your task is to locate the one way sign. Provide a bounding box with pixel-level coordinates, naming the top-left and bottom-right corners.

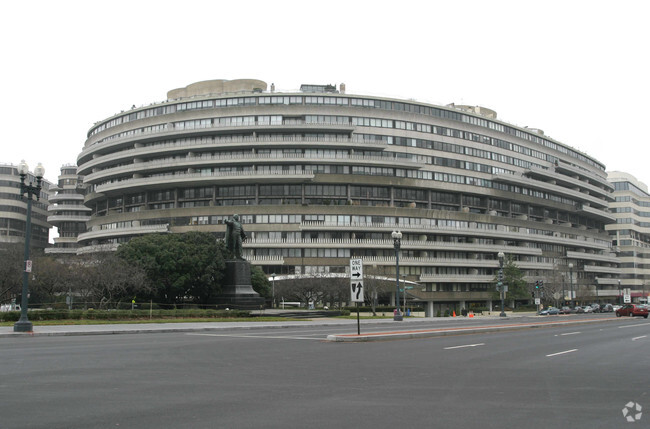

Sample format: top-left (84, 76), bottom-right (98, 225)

top-left (350, 258), bottom-right (364, 302)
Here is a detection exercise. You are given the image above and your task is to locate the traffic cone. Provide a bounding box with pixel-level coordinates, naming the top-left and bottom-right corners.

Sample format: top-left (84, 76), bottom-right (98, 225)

top-left (452, 310), bottom-right (456, 317)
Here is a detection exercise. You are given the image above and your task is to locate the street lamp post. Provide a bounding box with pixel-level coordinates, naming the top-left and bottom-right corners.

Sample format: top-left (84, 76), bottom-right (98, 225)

top-left (568, 263), bottom-right (574, 309)
top-left (14, 160), bottom-right (45, 333)
top-left (498, 252), bottom-right (506, 317)
top-left (271, 273), bottom-right (276, 308)
top-left (402, 274), bottom-right (407, 316)
top-left (392, 230), bottom-right (403, 321)
top-left (618, 279), bottom-right (622, 305)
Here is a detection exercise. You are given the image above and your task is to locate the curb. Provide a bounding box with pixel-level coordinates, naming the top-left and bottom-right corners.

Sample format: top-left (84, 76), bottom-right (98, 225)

top-left (325, 317), bottom-right (621, 342)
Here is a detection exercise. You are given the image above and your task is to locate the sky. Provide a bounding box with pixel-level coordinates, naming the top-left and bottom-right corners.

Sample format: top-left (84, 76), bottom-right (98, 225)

top-left (1, 0), bottom-right (649, 188)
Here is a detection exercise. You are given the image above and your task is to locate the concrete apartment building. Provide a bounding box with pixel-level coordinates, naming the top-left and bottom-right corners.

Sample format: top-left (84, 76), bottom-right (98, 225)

top-left (0, 163), bottom-right (52, 248)
top-left (69, 78), bottom-right (620, 314)
top-left (606, 171), bottom-right (650, 304)
top-left (45, 164), bottom-right (89, 255)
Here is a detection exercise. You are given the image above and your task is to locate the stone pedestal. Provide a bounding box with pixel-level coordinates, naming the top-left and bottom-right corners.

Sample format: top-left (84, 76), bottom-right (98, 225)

top-left (216, 260), bottom-right (265, 309)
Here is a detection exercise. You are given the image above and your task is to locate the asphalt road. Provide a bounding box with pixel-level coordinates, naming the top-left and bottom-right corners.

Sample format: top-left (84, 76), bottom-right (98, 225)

top-left (1, 316), bottom-right (648, 429)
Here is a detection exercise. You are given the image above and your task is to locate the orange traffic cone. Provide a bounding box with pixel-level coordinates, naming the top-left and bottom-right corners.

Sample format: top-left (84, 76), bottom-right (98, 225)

top-left (452, 310), bottom-right (456, 317)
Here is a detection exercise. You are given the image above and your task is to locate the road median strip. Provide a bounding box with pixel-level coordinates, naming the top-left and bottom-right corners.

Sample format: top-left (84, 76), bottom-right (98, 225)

top-left (325, 317), bottom-right (620, 342)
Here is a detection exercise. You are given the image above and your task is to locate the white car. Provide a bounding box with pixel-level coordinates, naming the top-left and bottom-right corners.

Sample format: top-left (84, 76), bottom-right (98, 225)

top-left (583, 306), bottom-right (593, 313)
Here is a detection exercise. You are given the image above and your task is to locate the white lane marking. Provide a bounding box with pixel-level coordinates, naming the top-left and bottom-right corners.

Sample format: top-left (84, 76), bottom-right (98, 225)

top-left (186, 333), bottom-right (322, 340)
top-left (618, 323), bottom-right (650, 329)
top-left (444, 343), bottom-right (485, 350)
top-left (632, 335), bottom-right (647, 341)
top-left (546, 349), bottom-right (578, 357)
top-left (560, 332), bottom-right (581, 336)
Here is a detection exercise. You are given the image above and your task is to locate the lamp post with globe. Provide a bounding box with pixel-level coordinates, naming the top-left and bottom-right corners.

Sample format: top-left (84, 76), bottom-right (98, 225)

top-left (392, 230), bottom-right (403, 321)
top-left (497, 252), bottom-right (506, 317)
top-left (14, 160), bottom-right (45, 333)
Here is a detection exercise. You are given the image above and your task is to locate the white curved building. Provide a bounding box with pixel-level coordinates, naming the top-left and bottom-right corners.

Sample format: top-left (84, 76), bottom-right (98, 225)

top-left (45, 164), bottom-right (89, 254)
top-left (75, 79), bottom-right (619, 313)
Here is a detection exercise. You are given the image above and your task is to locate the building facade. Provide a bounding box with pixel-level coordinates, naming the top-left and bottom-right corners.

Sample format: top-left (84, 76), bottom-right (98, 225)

top-left (45, 164), bottom-right (89, 255)
top-left (75, 79), bottom-right (619, 314)
top-left (0, 163), bottom-right (52, 248)
top-left (607, 171), bottom-right (650, 304)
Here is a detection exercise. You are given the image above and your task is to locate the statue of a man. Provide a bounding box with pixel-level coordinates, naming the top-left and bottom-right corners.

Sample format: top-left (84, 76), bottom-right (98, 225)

top-left (225, 214), bottom-right (246, 259)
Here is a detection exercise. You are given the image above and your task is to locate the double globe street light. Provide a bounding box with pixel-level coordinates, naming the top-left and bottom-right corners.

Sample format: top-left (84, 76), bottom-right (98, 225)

top-left (497, 251), bottom-right (506, 317)
top-left (392, 230), bottom-right (403, 321)
top-left (14, 160), bottom-right (45, 333)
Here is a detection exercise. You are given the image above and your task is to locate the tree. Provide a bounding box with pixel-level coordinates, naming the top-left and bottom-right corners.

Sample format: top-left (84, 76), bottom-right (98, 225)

top-left (250, 266), bottom-right (271, 298)
top-left (493, 256), bottom-right (528, 302)
top-left (0, 243), bottom-right (26, 304)
top-left (363, 265), bottom-right (395, 315)
top-left (86, 252), bottom-right (151, 309)
top-left (116, 232), bottom-right (227, 306)
top-left (30, 255), bottom-right (70, 304)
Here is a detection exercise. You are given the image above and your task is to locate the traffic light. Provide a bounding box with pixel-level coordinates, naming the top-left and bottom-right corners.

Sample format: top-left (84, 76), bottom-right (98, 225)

top-left (535, 280), bottom-right (539, 289)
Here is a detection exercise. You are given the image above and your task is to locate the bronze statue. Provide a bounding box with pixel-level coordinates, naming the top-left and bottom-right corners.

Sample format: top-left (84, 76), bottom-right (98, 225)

top-left (225, 214), bottom-right (246, 259)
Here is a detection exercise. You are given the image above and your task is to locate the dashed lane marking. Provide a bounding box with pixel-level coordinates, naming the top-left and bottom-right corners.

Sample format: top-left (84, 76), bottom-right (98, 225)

top-left (546, 349), bottom-right (578, 357)
top-left (444, 343), bottom-right (485, 350)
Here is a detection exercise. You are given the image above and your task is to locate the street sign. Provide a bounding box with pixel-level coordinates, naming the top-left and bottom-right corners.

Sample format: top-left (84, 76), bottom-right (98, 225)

top-left (624, 294), bottom-right (631, 304)
top-left (350, 258), bottom-right (363, 281)
top-left (350, 258), bottom-right (364, 303)
top-left (351, 282), bottom-right (364, 302)
top-left (535, 298), bottom-right (540, 305)
top-left (25, 260), bottom-right (32, 273)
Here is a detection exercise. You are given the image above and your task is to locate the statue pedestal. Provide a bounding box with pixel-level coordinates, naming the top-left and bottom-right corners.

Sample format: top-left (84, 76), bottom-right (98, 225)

top-left (216, 260), bottom-right (265, 309)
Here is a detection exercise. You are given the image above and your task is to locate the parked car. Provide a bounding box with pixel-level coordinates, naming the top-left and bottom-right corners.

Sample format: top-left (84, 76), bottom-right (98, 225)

top-left (590, 304), bottom-right (601, 313)
top-left (539, 307), bottom-right (560, 315)
top-left (582, 305), bottom-right (593, 313)
top-left (559, 306), bottom-right (573, 314)
top-left (615, 304), bottom-right (649, 318)
top-left (575, 306), bottom-right (584, 313)
top-left (600, 304), bottom-right (613, 313)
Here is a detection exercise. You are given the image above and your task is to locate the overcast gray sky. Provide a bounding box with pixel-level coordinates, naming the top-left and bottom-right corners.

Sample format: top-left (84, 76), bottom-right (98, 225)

top-left (2, 0), bottom-right (648, 188)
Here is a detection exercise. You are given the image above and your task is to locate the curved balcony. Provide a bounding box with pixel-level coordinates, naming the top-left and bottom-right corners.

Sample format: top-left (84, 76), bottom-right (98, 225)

top-left (48, 193), bottom-right (85, 203)
top-left (526, 165), bottom-right (614, 201)
top-left (244, 255), bottom-right (285, 265)
top-left (566, 250), bottom-right (618, 264)
top-left (357, 255), bottom-right (554, 271)
top-left (493, 171), bottom-right (609, 209)
top-left (82, 153), bottom-right (421, 184)
top-left (80, 120), bottom-right (358, 163)
top-left (554, 161), bottom-right (614, 191)
top-left (300, 222), bottom-right (612, 252)
top-left (77, 224), bottom-right (169, 243)
top-left (419, 274), bottom-right (495, 283)
top-left (576, 204), bottom-right (615, 222)
top-left (47, 214), bottom-right (91, 223)
top-left (78, 135), bottom-right (387, 174)
top-left (91, 170), bottom-right (316, 197)
top-left (48, 204), bottom-right (91, 212)
top-left (582, 265), bottom-right (622, 275)
top-left (245, 238), bottom-right (543, 256)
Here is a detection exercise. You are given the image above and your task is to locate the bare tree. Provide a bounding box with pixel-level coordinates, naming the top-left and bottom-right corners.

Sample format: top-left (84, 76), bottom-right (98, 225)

top-left (0, 243), bottom-right (24, 304)
top-left (364, 265), bottom-right (394, 315)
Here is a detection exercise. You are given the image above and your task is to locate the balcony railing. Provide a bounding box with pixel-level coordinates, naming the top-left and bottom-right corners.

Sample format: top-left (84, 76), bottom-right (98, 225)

top-left (245, 238), bottom-right (542, 255)
top-left (77, 224), bottom-right (169, 242)
top-left (299, 222), bottom-right (611, 251)
top-left (94, 170), bottom-right (316, 194)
